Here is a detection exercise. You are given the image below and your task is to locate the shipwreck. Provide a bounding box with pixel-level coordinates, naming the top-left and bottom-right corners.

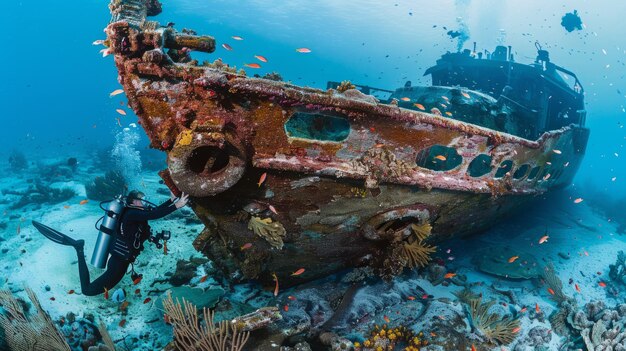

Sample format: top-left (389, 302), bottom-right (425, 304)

top-left (105, 0), bottom-right (589, 287)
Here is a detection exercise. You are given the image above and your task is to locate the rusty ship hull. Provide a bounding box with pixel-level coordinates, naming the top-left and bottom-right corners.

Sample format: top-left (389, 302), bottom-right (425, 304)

top-left (105, 0), bottom-right (589, 286)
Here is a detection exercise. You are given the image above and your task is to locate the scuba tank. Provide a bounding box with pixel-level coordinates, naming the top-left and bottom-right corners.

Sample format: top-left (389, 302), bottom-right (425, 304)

top-left (91, 196), bottom-right (125, 268)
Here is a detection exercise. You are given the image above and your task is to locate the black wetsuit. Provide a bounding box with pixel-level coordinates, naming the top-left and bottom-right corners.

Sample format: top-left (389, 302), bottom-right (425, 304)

top-left (75, 199), bottom-right (177, 296)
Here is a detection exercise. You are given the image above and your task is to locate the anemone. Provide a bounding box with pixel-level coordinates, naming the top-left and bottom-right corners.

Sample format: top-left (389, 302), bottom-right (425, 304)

top-left (465, 296), bottom-right (521, 345)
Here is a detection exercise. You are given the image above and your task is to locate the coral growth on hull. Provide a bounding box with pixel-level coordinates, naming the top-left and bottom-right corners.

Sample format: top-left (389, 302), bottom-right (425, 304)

top-left (104, 0), bottom-right (589, 287)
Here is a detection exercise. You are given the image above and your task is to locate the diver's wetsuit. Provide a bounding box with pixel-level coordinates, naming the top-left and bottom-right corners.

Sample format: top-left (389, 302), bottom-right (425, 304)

top-left (76, 199), bottom-right (177, 296)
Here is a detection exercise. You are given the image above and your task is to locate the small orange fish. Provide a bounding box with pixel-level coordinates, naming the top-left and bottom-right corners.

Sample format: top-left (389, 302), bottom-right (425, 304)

top-left (269, 205), bottom-right (278, 215)
top-left (444, 272), bottom-right (456, 279)
top-left (79, 199), bottom-right (89, 205)
top-left (553, 149), bottom-right (562, 154)
top-left (116, 118), bottom-right (122, 127)
top-left (164, 314), bottom-right (171, 324)
top-left (283, 305), bottom-right (289, 312)
top-left (287, 295), bottom-right (296, 301)
top-left (548, 288), bottom-right (555, 295)
top-left (231, 36), bottom-right (243, 40)
top-left (575, 284), bottom-right (581, 292)
top-left (109, 89), bottom-right (124, 97)
top-left (68, 289), bottom-right (75, 295)
top-left (254, 55), bottom-right (268, 63)
top-left (120, 300), bottom-right (129, 311)
top-left (512, 326), bottom-right (521, 333)
top-left (244, 63), bottom-right (261, 69)
top-left (143, 297), bottom-right (152, 304)
top-left (291, 268), bottom-right (305, 276)
top-left (383, 315), bottom-right (390, 323)
top-left (272, 273), bottom-right (279, 296)
top-left (104, 287), bottom-right (109, 300)
top-left (258, 172), bottom-right (267, 187)
top-left (413, 103), bottom-right (425, 110)
top-left (520, 307), bottom-right (527, 313)
top-left (296, 47), bottom-right (311, 53)
top-left (461, 92), bottom-right (471, 99)
top-left (63, 205), bottom-right (70, 209)
top-left (599, 281), bottom-right (607, 288)
top-left (163, 240), bottom-right (168, 255)
top-left (441, 96), bottom-right (449, 101)
top-left (430, 332), bottom-right (437, 337)
top-left (434, 155), bottom-right (447, 161)
top-left (134, 288), bottom-right (141, 295)
top-left (119, 319), bottom-right (126, 327)
top-left (222, 43), bottom-right (233, 51)
top-left (543, 173), bottom-right (551, 181)
top-left (445, 112), bottom-right (453, 117)
top-left (508, 256), bottom-right (519, 263)
top-left (471, 344), bottom-right (477, 351)
top-left (400, 97), bottom-right (411, 101)
top-left (535, 303), bottom-right (541, 313)
top-left (199, 275), bottom-right (208, 283)
top-left (407, 296), bottom-right (415, 301)
top-left (240, 243), bottom-right (253, 251)
top-left (115, 109), bottom-right (126, 116)
top-left (133, 276), bottom-right (143, 285)
top-left (574, 198), bottom-right (583, 204)
top-left (538, 235), bottom-right (549, 244)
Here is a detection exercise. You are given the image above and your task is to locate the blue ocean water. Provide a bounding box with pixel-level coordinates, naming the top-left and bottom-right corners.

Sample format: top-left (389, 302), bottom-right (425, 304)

top-left (1, 1), bottom-right (626, 350)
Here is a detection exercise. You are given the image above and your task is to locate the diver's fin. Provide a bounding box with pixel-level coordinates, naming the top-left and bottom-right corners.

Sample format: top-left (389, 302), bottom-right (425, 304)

top-left (32, 221), bottom-right (80, 247)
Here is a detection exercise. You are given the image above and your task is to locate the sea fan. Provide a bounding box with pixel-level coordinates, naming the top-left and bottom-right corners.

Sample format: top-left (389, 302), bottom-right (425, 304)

top-left (0, 288), bottom-right (71, 351)
top-left (161, 292), bottom-right (249, 351)
top-left (543, 262), bottom-right (570, 304)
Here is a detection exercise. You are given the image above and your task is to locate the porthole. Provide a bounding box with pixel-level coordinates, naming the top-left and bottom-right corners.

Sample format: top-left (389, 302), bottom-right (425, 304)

top-left (494, 160), bottom-right (514, 178)
top-left (467, 154), bottom-right (493, 177)
top-left (513, 164), bottom-right (530, 180)
top-left (527, 166), bottom-right (541, 181)
top-left (284, 112), bottom-right (351, 142)
top-left (415, 145), bottom-right (463, 171)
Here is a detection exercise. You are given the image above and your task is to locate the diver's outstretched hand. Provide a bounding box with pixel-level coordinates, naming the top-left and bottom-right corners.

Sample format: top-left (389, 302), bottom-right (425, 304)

top-left (175, 192), bottom-right (190, 208)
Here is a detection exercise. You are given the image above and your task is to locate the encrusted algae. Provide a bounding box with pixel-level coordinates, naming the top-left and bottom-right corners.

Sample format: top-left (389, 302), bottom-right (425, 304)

top-left (201, 58), bottom-right (243, 75)
top-left (354, 324), bottom-right (427, 351)
top-left (176, 129), bottom-right (193, 146)
top-left (350, 187), bottom-right (368, 198)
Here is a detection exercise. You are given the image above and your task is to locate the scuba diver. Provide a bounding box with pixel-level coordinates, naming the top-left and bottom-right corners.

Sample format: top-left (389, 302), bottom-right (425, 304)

top-left (32, 190), bottom-right (189, 296)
